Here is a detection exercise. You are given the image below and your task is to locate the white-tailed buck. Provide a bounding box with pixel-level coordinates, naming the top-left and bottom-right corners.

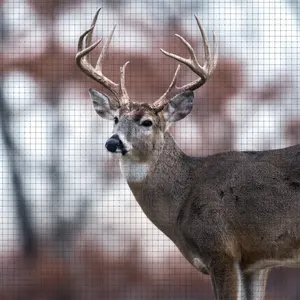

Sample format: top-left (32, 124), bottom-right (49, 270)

top-left (76, 8), bottom-right (300, 300)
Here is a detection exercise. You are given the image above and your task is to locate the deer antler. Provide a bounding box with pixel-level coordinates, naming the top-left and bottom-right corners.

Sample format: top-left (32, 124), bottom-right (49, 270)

top-left (152, 15), bottom-right (218, 112)
top-left (76, 8), bottom-right (130, 106)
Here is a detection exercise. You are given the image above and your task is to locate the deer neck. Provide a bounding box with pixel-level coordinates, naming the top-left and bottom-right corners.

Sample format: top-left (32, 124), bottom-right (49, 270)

top-left (120, 132), bottom-right (193, 236)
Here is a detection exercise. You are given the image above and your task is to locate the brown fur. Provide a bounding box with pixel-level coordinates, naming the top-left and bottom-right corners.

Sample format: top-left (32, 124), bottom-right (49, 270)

top-left (110, 102), bottom-right (300, 299)
top-left (126, 128), bottom-right (300, 299)
top-left (87, 87), bottom-right (300, 299)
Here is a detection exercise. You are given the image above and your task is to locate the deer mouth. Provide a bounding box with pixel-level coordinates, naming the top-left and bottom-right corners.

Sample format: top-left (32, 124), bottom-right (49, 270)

top-left (120, 149), bottom-right (128, 155)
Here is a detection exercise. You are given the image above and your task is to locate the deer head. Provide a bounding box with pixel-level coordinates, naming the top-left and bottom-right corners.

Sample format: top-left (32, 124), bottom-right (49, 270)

top-left (76, 8), bottom-right (218, 161)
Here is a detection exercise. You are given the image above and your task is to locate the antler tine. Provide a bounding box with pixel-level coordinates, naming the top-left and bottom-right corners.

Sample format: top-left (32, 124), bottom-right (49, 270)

top-left (75, 8), bottom-right (130, 106)
top-left (120, 61), bottom-right (130, 101)
top-left (212, 31), bottom-right (219, 70)
top-left (195, 15), bottom-right (218, 73)
top-left (76, 8), bottom-right (102, 69)
top-left (194, 15), bottom-right (211, 69)
top-left (152, 16), bottom-right (218, 111)
top-left (152, 65), bottom-right (180, 111)
top-left (85, 7), bottom-right (101, 61)
top-left (76, 28), bottom-right (102, 67)
top-left (95, 25), bottom-right (116, 73)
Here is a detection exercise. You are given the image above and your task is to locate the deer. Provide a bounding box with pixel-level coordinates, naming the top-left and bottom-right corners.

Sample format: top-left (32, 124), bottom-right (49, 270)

top-left (76, 8), bottom-right (300, 300)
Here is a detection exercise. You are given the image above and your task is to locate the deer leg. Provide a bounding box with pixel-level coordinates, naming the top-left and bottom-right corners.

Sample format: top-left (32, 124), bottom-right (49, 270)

top-left (243, 269), bottom-right (269, 300)
top-left (210, 260), bottom-right (246, 300)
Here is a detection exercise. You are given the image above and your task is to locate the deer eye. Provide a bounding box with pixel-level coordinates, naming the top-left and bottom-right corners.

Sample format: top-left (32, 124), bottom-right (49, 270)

top-left (141, 120), bottom-right (153, 127)
top-left (113, 117), bottom-right (119, 124)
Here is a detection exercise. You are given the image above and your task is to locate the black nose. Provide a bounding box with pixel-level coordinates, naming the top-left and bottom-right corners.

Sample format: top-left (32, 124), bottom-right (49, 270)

top-left (105, 134), bottom-right (123, 153)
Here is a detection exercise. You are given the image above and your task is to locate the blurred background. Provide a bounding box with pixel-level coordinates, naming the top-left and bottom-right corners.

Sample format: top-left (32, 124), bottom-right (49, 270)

top-left (1, 0), bottom-right (300, 299)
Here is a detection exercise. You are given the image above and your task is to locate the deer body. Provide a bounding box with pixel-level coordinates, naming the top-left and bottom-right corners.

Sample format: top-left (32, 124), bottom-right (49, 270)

top-left (124, 132), bottom-right (300, 270)
top-left (76, 9), bottom-right (300, 299)
top-left (124, 134), bottom-right (300, 298)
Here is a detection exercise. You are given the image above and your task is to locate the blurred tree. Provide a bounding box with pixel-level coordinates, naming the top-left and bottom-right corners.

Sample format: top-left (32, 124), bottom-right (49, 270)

top-left (0, 5), bottom-right (37, 255)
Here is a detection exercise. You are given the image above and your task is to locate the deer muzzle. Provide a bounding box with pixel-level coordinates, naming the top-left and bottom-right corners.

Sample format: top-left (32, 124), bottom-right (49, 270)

top-left (105, 134), bottom-right (127, 155)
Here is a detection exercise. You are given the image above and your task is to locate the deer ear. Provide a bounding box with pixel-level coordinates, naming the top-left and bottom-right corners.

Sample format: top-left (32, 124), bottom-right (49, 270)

top-left (163, 91), bottom-right (194, 123)
top-left (89, 88), bottom-right (117, 120)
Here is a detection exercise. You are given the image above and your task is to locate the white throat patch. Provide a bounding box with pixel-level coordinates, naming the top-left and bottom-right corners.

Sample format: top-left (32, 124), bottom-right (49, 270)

top-left (120, 158), bottom-right (150, 183)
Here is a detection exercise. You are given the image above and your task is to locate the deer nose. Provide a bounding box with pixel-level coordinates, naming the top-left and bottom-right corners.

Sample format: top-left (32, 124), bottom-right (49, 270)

top-left (105, 134), bottom-right (124, 153)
